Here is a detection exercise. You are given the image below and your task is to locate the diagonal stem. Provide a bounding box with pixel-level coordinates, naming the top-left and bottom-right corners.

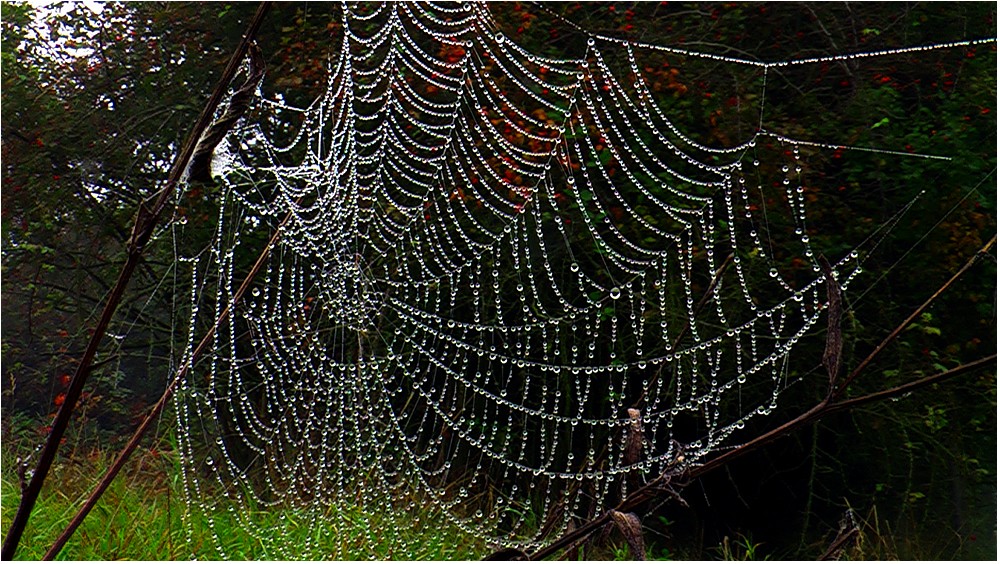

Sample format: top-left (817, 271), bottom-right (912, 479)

top-left (835, 233), bottom-right (996, 396)
top-left (43, 209), bottom-right (294, 560)
top-left (528, 353), bottom-right (997, 561)
top-left (0, 3), bottom-right (273, 559)
top-left (827, 354), bottom-right (996, 414)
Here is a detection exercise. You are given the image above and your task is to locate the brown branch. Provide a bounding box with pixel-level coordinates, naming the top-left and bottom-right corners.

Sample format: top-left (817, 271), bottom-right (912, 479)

top-left (0, 3), bottom-right (273, 559)
top-left (529, 510), bottom-right (613, 561)
top-left (827, 354), bottom-right (996, 415)
top-left (836, 234), bottom-right (996, 396)
top-left (687, 356), bottom-right (996, 481)
top-left (43, 209), bottom-right (293, 560)
top-left (685, 400), bottom-right (831, 481)
top-left (529, 456), bottom-right (687, 560)
top-left (528, 353), bottom-right (996, 561)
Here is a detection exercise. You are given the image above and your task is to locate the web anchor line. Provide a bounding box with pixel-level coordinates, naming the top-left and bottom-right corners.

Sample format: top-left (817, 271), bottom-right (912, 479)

top-left (531, 0), bottom-right (996, 68)
top-left (758, 129), bottom-right (953, 161)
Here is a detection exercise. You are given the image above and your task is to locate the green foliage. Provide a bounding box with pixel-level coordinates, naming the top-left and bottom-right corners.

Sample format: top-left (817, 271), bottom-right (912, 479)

top-left (712, 533), bottom-right (768, 561)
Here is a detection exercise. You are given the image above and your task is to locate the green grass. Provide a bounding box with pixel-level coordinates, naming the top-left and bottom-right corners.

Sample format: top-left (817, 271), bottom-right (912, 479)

top-left (10, 442), bottom-right (985, 560)
top-left (1, 446), bottom-right (489, 560)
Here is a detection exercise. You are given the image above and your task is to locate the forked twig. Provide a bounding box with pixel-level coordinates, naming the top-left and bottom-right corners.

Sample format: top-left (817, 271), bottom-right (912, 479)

top-left (836, 234), bottom-right (996, 396)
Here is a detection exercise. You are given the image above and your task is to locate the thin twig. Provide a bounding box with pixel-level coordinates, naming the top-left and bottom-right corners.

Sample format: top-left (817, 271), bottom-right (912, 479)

top-left (684, 355), bottom-right (995, 481)
top-left (827, 354), bottom-right (996, 415)
top-left (528, 353), bottom-right (997, 561)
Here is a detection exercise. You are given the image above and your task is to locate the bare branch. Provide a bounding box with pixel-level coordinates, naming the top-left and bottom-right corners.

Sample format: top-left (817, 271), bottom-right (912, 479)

top-left (836, 234), bottom-right (996, 396)
top-left (0, 3), bottom-right (274, 559)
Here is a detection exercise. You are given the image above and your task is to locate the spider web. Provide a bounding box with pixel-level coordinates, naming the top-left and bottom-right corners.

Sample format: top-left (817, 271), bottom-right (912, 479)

top-left (164, 2), bottom-right (993, 557)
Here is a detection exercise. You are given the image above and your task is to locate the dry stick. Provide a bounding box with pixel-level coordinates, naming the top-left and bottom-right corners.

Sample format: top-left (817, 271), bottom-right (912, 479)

top-left (826, 353), bottom-right (996, 415)
top-left (691, 234), bottom-right (996, 478)
top-left (0, 3), bottom-right (273, 559)
top-left (687, 353), bottom-right (997, 480)
top-left (529, 235), bottom-right (997, 560)
top-left (835, 233), bottom-right (997, 396)
top-left (43, 212), bottom-right (293, 560)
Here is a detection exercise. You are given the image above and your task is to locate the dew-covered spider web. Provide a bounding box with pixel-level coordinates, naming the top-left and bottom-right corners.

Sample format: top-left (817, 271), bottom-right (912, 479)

top-left (165, 2), bottom-right (994, 558)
